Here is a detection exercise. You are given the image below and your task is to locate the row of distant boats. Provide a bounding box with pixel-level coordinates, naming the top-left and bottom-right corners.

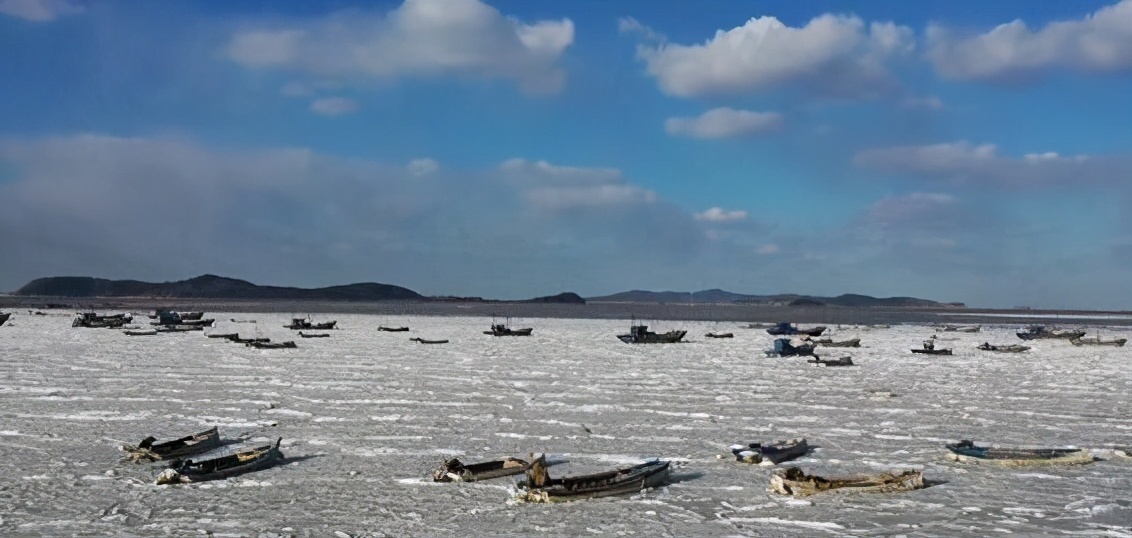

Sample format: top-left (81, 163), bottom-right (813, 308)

top-left (120, 424), bottom-right (1128, 501)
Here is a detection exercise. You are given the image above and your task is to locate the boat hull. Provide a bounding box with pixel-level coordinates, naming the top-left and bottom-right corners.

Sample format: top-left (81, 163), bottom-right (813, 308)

top-left (770, 467), bottom-right (924, 497)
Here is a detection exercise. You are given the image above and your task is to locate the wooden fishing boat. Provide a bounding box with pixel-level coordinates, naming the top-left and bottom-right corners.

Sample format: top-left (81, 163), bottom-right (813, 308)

top-left (156, 438), bottom-right (283, 484)
top-left (298, 332), bottom-right (330, 338)
top-left (705, 331), bottom-right (734, 339)
top-left (227, 336), bottom-right (269, 344)
top-left (977, 342), bottom-right (1030, 353)
top-left (808, 356), bottom-right (854, 367)
top-left (729, 438), bottom-right (809, 465)
top-left (769, 466), bottom-right (924, 497)
top-left (911, 348), bottom-right (952, 355)
top-left (206, 332), bottom-right (239, 339)
top-left (484, 320), bottom-right (533, 336)
top-left (617, 323), bottom-right (685, 344)
top-left (1070, 336), bottom-right (1127, 347)
top-left (815, 338), bottom-right (860, 347)
top-left (156, 325), bottom-right (204, 332)
top-left (284, 318), bottom-right (337, 330)
top-left (431, 457), bottom-right (529, 482)
top-left (123, 426), bottom-right (221, 462)
top-left (247, 341), bottom-right (297, 349)
top-left (1016, 326), bottom-right (1086, 340)
top-left (766, 322), bottom-right (826, 337)
top-left (945, 440), bottom-right (1094, 465)
top-left (378, 326), bottom-right (410, 332)
top-left (515, 454), bottom-right (671, 503)
top-left (410, 337), bottom-right (449, 344)
top-left (124, 329), bottom-right (158, 336)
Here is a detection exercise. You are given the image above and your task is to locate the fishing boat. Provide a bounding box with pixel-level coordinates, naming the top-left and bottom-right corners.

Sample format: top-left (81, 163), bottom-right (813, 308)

top-left (247, 340), bottom-right (297, 349)
top-left (431, 457), bottom-right (529, 482)
top-left (156, 438), bottom-right (283, 484)
top-left (705, 331), bottom-right (734, 339)
top-left (298, 332), bottom-right (330, 338)
top-left (284, 317), bottom-right (337, 330)
top-left (1016, 325), bottom-right (1086, 340)
top-left (814, 338), bottom-right (861, 347)
top-left (156, 325), bottom-right (204, 333)
top-left (1070, 336), bottom-right (1127, 347)
top-left (484, 317), bottom-right (533, 336)
top-left (205, 332), bottom-right (239, 339)
top-left (729, 438), bottom-right (809, 465)
top-left (945, 440), bottom-right (1094, 465)
top-left (410, 337), bottom-right (449, 344)
top-left (766, 322), bottom-right (826, 337)
top-left (227, 336), bottom-right (270, 344)
top-left (617, 322), bottom-right (686, 344)
top-left (808, 356), bottom-right (854, 367)
top-left (977, 342), bottom-right (1030, 353)
top-left (124, 329), bottom-right (158, 336)
top-left (911, 338), bottom-right (951, 355)
top-left (378, 326), bottom-right (410, 332)
top-left (769, 466), bottom-right (924, 497)
top-left (123, 426), bottom-right (221, 462)
top-left (515, 454), bottom-right (671, 503)
top-left (764, 338), bottom-right (816, 357)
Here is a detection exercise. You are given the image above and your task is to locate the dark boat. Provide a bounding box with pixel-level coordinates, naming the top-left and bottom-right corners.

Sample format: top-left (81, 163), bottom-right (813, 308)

top-left (298, 332), bottom-right (330, 338)
top-left (808, 356), bottom-right (854, 367)
top-left (156, 438), bottom-right (283, 484)
top-left (617, 323), bottom-right (686, 344)
top-left (431, 457), bottom-right (529, 482)
top-left (484, 318), bottom-right (533, 336)
top-left (124, 329), bottom-right (158, 336)
top-left (123, 426), bottom-right (221, 462)
top-left (72, 312), bottom-right (131, 328)
top-left (765, 338), bottom-right (816, 357)
top-left (770, 466), bottom-right (924, 497)
top-left (911, 339), bottom-right (951, 355)
top-left (227, 336), bottom-right (270, 344)
top-left (247, 341), bottom-right (297, 349)
top-left (178, 312), bottom-right (205, 321)
top-left (379, 326), bottom-right (410, 332)
top-left (977, 342), bottom-right (1030, 353)
top-left (945, 440), bottom-right (1094, 465)
top-left (1070, 336), bottom-right (1127, 347)
top-left (940, 325), bottom-right (980, 333)
top-left (814, 338), bottom-right (861, 347)
top-left (206, 332), bottom-right (240, 339)
top-left (1016, 325), bottom-right (1086, 340)
top-left (156, 325), bottom-right (204, 332)
top-left (515, 454), bottom-right (671, 503)
top-left (766, 322), bottom-right (826, 337)
top-left (410, 337), bottom-right (449, 344)
top-left (705, 331), bottom-right (734, 339)
top-left (285, 317), bottom-right (337, 330)
top-left (729, 438), bottom-right (809, 465)
top-left (0, 312), bottom-right (10, 326)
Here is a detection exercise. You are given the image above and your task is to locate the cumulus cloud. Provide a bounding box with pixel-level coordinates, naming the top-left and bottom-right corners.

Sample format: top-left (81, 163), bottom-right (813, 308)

top-left (407, 158), bottom-right (439, 176)
top-left (0, 0), bottom-right (84, 21)
top-left (927, 0), bottom-right (1132, 82)
top-left (695, 207), bottom-right (748, 222)
top-left (665, 108), bottom-right (783, 139)
top-left (498, 158), bottom-right (658, 211)
top-left (226, 0), bottom-right (574, 94)
top-left (499, 158), bottom-right (623, 186)
top-left (633, 13), bottom-right (913, 99)
top-left (310, 97), bottom-right (359, 116)
top-left (854, 141), bottom-right (1132, 186)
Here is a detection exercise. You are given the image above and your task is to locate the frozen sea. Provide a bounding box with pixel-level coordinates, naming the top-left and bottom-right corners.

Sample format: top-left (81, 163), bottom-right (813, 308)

top-left (1, 313), bottom-right (1131, 537)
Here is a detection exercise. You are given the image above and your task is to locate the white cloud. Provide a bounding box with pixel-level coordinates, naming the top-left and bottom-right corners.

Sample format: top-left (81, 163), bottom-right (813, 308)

top-left (756, 244), bottom-right (780, 255)
top-left (407, 158), bottom-right (439, 176)
top-left (927, 0), bottom-right (1132, 82)
top-left (665, 108), bottom-right (783, 139)
top-left (499, 158), bottom-right (622, 185)
top-left (0, 0), bottom-right (84, 21)
top-left (854, 141), bottom-right (1132, 186)
top-left (695, 207), bottom-right (748, 222)
top-left (617, 17), bottom-right (664, 43)
top-left (633, 14), bottom-right (912, 99)
top-left (310, 97), bottom-right (359, 116)
top-left (226, 0), bottom-right (574, 94)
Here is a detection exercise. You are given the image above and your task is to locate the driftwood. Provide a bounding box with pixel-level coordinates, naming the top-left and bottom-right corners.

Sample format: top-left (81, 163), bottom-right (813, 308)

top-left (769, 466), bottom-right (924, 497)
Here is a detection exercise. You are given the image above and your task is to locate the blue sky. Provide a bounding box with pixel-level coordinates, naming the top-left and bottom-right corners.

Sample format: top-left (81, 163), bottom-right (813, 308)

top-left (2, 0), bottom-right (1131, 308)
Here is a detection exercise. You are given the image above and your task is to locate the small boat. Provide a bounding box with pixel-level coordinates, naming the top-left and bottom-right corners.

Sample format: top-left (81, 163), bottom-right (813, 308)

top-left (515, 454), bottom-right (671, 503)
top-left (484, 318), bottom-right (533, 336)
top-left (814, 338), bottom-right (861, 347)
top-left (0, 312), bottom-right (10, 326)
top-left (431, 457), bottom-right (529, 482)
top-left (769, 466), bottom-right (925, 497)
top-left (410, 337), bottom-right (449, 344)
top-left (617, 323), bottom-right (686, 344)
top-left (977, 342), bottom-right (1030, 353)
top-left (808, 356), bottom-right (854, 367)
top-left (911, 339), bottom-right (951, 355)
top-left (940, 325), bottom-right (980, 333)
top-left (378, 326), bottom-right (410, 332)
top-left (765, 338), bottom-right (816, 357)
top-left (178, 312), bottom-right (205, 321)
top-left (156, 325), bottom-right (204, 332)
top-left (1070, 336), bottom-right (1127, 347)
top-left (124, 329), bottom-right (158, 336)
top-left (123, 426), bottom-right (221, 462)
top-left (766, 322), bottom-right (826, 337)
top-left (247, 341), bottom-right (297, 349)
top-left (156, 438), bottom-right (283, 485)
top-left (705, 332), bottom-right (734, 339)
top-left (1016, 325), bottom-right (1086, 340)
top-left (284, 317), bottom-right (337, 330)
top-left (298, 332), bottom-right (330, 338)
top-left (206, 332), bottom-right (239, 339)
top-left (227, 336), bottom-right (270, 344)
top-left (729, 438), bottom-right (809, 465)
top-left (945, 440), bottom-right (1094, 465)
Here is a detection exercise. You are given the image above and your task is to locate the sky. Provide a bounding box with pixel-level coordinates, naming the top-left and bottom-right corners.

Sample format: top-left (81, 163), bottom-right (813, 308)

top-left (1, 0), bottom-right (1131, 309)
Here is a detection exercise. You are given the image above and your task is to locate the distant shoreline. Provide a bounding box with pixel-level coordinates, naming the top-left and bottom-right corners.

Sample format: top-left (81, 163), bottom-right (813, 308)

top-left (3, 296), bottom-right (1130, 326)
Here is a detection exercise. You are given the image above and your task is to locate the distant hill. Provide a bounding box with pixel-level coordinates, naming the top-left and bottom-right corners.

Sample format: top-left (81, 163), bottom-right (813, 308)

top-left (522, 292), bottom-right (586, 304)
top-left (587, 289), bottom-right (947, 308)
top-left (17, 274), bottom-right (423, 301)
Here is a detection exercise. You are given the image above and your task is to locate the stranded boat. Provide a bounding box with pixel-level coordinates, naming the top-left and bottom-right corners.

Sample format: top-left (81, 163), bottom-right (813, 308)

top-left (977, 342), bottom-right (1030, 353)
top-left (431, 457), bottom-right (529, 482)
top-left (1016, 325), bottom-right (1086, 340)
top-left (729, 438), bottom-right (809, 465)
top-left (123, 427), bottom-right (221, 462)
top-left (808, 356), bottom-right (854, 367)
top-left (765, 338), bottom-right (816, 357)
top-left (156, 438), bottom-right (283, 484)
top-left (617, 323), bottom-right (686, 344)
top-left (285, 318), bottom-right (337, 330)
top-left (410, 337), bottom-right (449, 344)
top-left (769, 466), bottom-right (925, 497)
top-left (515, 454), bottom-right (671, 503)
top-left (945, 440), bottom-right (1094, 465)
top-left (766, 322), bottom-right (826, 337)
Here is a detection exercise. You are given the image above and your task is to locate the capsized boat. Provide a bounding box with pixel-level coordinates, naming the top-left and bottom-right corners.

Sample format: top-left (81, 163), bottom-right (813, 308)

top-left (123, 426), bottom-right (221, 462)
top-left (156, 438), bottom-right (283, 484)
top-left (431, 457), bottom-right (529, 482)
top-left (945, 440), bottom-right (1094, 465)
top-left (729, 438), bottom-right (809, 465)
top-left (769, 466), bottom-right (924, 497)
top-left (515, 454), bottom-right (671, 503)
